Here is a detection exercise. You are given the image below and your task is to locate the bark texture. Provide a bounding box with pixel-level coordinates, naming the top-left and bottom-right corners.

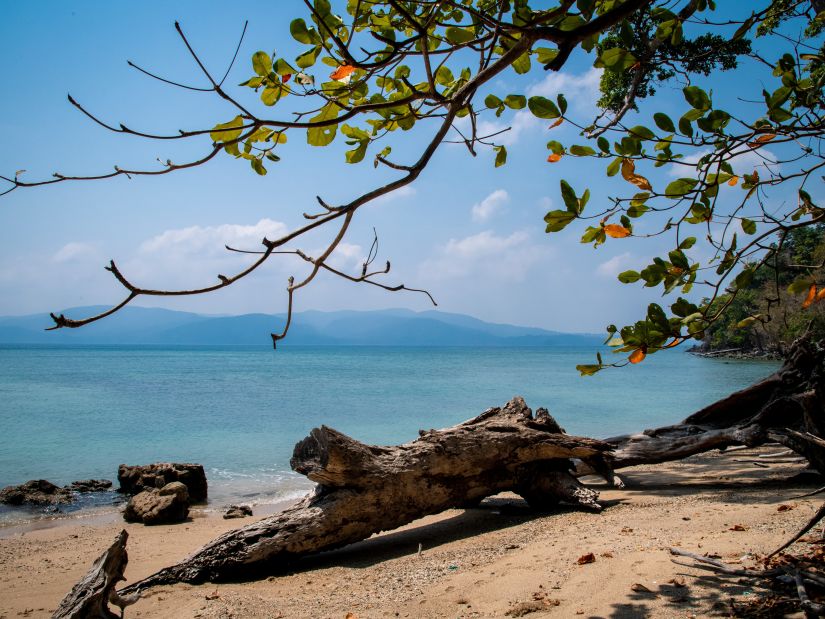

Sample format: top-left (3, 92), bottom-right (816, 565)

top-left (53, 530), bottom-right (137, 619)
top-left (123, 397), bottom-right (611, 588)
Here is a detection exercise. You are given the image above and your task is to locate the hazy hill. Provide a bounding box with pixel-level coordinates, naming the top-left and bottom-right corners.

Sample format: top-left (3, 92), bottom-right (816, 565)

top-left (0, 306), bottom-right (600, 347)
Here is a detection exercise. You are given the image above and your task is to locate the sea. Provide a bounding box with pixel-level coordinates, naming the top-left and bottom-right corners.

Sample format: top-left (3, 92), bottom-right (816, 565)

top-left (0, 344), bottom-right (779, 526)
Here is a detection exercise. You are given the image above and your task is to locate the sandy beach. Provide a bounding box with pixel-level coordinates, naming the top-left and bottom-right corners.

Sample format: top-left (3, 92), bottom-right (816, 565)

top-left (0, 446), bottom-right (821, 619)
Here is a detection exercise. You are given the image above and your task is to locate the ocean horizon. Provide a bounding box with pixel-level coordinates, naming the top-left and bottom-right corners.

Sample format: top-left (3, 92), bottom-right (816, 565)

top-left (0, 344), bottom-right (779, 525)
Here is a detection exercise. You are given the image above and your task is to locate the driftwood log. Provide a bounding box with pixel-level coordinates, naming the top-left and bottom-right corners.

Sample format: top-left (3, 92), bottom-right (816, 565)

top-left (122, 396), bottom-right (612, 588)
top-left (53, 530), bottom-right (139, 619)
top-left (577, 336), bottom-right (825, 476)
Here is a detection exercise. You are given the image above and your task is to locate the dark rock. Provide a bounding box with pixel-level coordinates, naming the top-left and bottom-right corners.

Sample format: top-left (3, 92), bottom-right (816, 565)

top-left (117, 463), bottom-right (207, 502)
top-left (0, 479), bottom-right (73, 506)
top-left (68, 479), bottom-right (112, 493)
top-left (123, 482), bottom-right (189, 525)
top-left (223, 504), bottom-right (253, 519)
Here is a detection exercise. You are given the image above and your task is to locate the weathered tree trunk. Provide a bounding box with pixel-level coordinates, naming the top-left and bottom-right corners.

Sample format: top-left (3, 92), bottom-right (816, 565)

top-left (577, 337), bottom-right (825, 476)
top-left (122, 397), bottom-right (612, 588)
top-left (53, 530), bottom-right (139, 619)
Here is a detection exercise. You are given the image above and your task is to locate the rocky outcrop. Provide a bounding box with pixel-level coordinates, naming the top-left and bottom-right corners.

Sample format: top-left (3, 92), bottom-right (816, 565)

top-left (223, 504), bottom-right (253, 519)
top-left (68, 479), bottom-right (112, 493)
top-left (117, 463), bottom-right (207, 502)
top-left (0, 479), bottom-right (73, 506)
top-left (123, 482), bottom-right (190, 525)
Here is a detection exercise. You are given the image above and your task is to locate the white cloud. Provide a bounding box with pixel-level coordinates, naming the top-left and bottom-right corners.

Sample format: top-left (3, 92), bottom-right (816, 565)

top-left (325, 242), bottom-right (365, 270)
top-left (472, 189), bottom-right (510, 222)
top-left (596, 252), bottom-right (634, 278)
top-left (527, 68), bottom-right (603, 116)
top-left (420, 229), bottom-right (548, 282)
top-left (139, 218), bottom-right (289, 256)
top-left (52, 242), bottom-right (98, 263)
top-left (475, 110), bottom-right (538, 146)
top-left (667, 145), bottom-right (779, 178)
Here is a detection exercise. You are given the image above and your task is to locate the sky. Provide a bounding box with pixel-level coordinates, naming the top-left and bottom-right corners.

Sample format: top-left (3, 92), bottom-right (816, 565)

top-left (0, 1), bottom-right (815, 333)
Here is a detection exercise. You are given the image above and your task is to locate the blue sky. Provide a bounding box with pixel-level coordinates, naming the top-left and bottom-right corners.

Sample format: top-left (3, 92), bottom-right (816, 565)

top-left (0, 2), bottom-right (810, 332)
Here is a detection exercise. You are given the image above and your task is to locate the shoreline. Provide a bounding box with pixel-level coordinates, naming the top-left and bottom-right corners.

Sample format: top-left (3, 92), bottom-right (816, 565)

top-left (1, 446), bottom-right (821, 618)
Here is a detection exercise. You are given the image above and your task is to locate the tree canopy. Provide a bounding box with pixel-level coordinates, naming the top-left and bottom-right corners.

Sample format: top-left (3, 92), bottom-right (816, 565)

top-left (2, 0), bottom-right (823, 367)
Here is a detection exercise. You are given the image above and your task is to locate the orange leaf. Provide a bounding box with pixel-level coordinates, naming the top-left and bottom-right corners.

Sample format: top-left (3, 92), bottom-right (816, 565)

top-left (727, 176), bottom-right (739, 186)
top-left (802, 284), bottom-right (817, 309)
top-left (663, 337), bottom-right (683, 348)
top-left (604, 224), bottom-right (631, 238)
top-left (577, 553), bottom-right (596, 565)
top-left (330, 64), bottom-right (356, 81)
top-left (747, 133), bottom-right (777, 148)
top-left (817, 288), bottom-right (825, 303)
top-left (620, 158), bottom-right (652, 191)
top-left (547, 153), bottom-right (562, 163)
top-left (549, 118), bottom-right (564, 129)
top-left (282, 73), bottom-right (292, 83)
top-left (620, 158), bottom-right (636, 180)
top-left (629, 349), bottom-right (646, 364)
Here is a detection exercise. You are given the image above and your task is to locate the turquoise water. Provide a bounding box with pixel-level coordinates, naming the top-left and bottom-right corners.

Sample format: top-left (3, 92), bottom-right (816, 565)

top-left (0, 345), bottom-right (778, 521)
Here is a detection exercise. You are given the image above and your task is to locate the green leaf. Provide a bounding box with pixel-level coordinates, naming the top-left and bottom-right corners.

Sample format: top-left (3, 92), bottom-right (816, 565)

top-left (494, 145), bottom-right (507, 168)
top-left (485, 94), bottom-right (502, 109)
top-left (544, 210), bottom-right (576, 232)
top-left (628, 125), bottom-right (655, 140)
top-left (252, 51), bottom-right (272, 77)
top-left (307, 103), bottom-right (340, 146)
top-left (557, 94), bottom-right (568, 115)
top-left (627, 204), bottom-right (649, 218)
top-left (683, 86), bottom-right (710, 110)
top-left (445, 26), bottom-right (476, 44)
top-left (741, 218), bottom-right (757, 234)
top-left (559, 180), bottom-right (578, 213)
top-left (274, 58), bottom-right (296, 75)
top-left (261, 84), bottom-right (288, 106)
top-left (251, 157), bottom-right (267, 176)
top-left (535, 47), bottom-right (559, 64)
top-left (678, 115), bottom-right (694, 137)
top-left (512, 52), bottom-right (532, 74)
top-left (788, 278), bottom-right (814, 294)
top-left (504, 94), bottom-right (527, 109)
top-left (435, 65), bottom-right (454, 86)
top-left (290, 19), bottom-right (315, 45)
top-left (546, 140), bottom-right (564, 155)
top-left (576, 364), bottom-right (602, 376)
top-left (734, 268), bottom-right (754, 289)
top-left (595, 47), bottom-right (637, 72)
top-left (618, 270), bottom-right (641, 283)
top-left (678, 237), bottom-right (697, 250)
top-left (527, 96), bottom-right (560, 119)
top-left (606, 157), bottom-right (621, 176)
top-left (665, 178), bottom-right (698, 197)
top-left (210, 115), bottom-right (244, 143)
top-left (296, 45), bottom-right (321, 69)
top-left (345, 141), bottom-right (368, 164)
top-left (569, 145), bottom-right (596, 156)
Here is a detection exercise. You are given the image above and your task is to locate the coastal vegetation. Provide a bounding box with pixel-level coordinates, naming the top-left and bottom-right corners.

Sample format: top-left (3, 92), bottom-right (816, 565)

top-left (702, 224), bottom-right (825, 355)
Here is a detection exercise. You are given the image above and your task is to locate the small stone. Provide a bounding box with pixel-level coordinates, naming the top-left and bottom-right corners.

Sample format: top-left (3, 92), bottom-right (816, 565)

top-left (223, 504), bottom-right (253, 519)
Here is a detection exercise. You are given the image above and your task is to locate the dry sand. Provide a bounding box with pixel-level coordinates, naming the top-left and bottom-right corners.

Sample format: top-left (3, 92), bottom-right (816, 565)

top-left (1, 447), bottom-right (822, 619)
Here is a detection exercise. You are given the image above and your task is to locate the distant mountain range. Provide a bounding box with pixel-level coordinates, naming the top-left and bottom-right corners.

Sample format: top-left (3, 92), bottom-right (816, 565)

top-left (0, 306), bottom-right (601, 347)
